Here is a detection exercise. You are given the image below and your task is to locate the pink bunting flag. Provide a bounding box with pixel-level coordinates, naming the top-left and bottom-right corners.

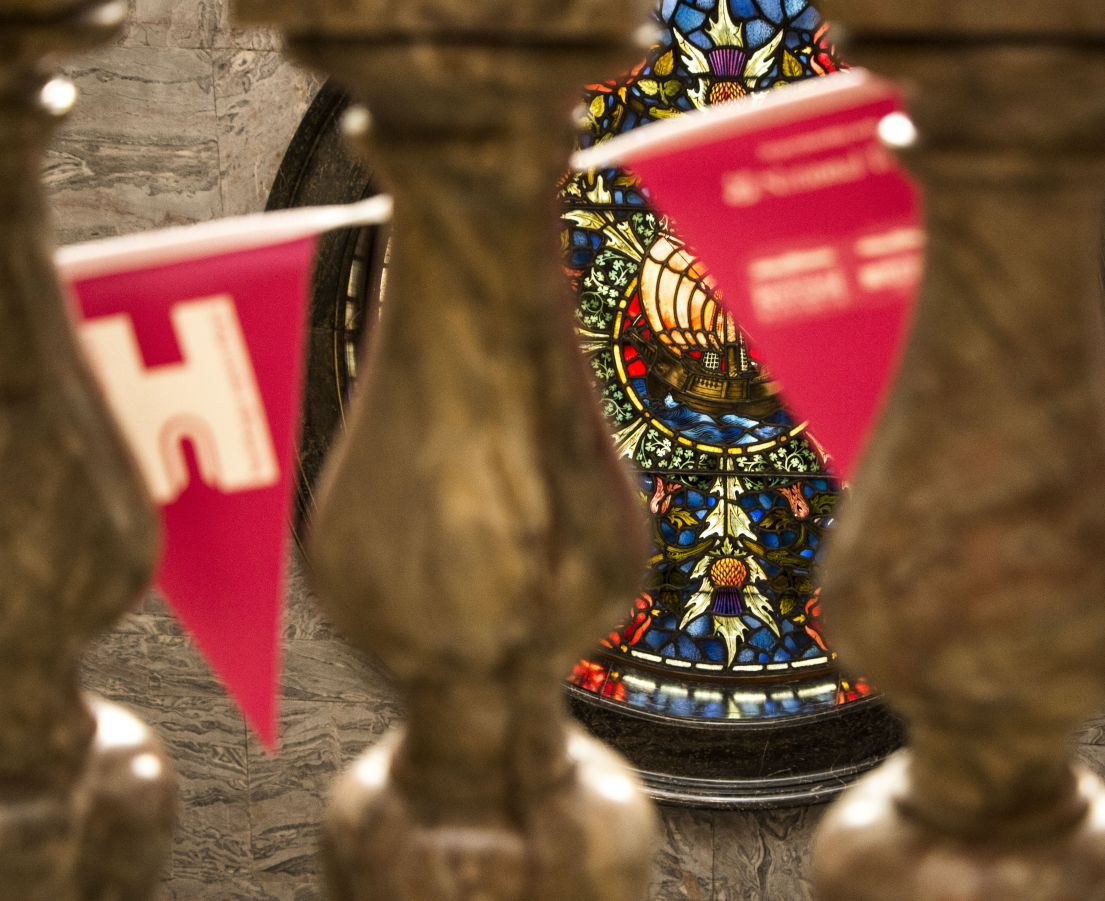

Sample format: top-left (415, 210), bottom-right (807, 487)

top-left (56, 197), bottom-right (392, 749)
top-left (575, 69), bottom-right (923, 479)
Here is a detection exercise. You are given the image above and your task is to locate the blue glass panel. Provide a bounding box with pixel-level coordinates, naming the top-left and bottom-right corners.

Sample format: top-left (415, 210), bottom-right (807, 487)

top-left (793, 6), bottom-right (819, 28)
top-left (758, 0), bottom-right (784, 22)
top-left (685, 615), bottom-right (710, 636)
top-left (745, 17), bottom-right (777, 46)
top-left (673, 4), bottom-right (707, 33)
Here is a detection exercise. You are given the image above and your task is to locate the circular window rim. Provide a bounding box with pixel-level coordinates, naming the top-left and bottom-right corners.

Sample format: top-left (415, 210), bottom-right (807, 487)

top-left (268, 79), bottom-right (903, 809)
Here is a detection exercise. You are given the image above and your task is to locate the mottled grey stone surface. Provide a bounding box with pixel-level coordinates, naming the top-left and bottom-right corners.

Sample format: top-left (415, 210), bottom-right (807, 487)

top-left (48, 0), bottom-right (319, 244)
top-left (213, 49), bottom-right (322, 216)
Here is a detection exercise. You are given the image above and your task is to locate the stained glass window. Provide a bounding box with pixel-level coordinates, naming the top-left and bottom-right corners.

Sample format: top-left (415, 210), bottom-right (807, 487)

top-left (562, 0), bottom-right (861, 720)
top-left (273, 9), bottom-right (898, 802)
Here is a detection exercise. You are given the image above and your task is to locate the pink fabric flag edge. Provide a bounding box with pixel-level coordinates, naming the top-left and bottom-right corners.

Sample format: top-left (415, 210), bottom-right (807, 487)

top-left (572, 69), bottom-right (924, 481)
top-left (56, 197), bottom-right (393, 750)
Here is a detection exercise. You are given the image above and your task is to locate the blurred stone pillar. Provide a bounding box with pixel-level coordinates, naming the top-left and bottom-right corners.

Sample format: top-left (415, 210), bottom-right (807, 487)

top-left (0, 1), bottom-right (176, 899)
top-left (812, 3), bottom-right (1105, 899)
top-left (233, 1), bottom-right (659, 898)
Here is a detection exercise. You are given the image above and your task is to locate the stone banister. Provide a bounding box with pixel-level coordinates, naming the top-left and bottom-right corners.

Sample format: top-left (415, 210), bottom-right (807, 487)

top-left (812, 3), bottom-right (1105, 899)
top-left (233, 0), bottom-right (660, 897)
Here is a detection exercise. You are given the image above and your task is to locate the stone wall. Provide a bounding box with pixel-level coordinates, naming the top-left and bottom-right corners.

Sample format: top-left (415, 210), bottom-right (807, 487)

top-left (49, 0), bottom-right (319, 244)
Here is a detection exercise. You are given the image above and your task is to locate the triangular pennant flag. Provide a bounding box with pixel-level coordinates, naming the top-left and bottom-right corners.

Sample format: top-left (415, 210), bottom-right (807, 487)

top-left (575, 69), bottom-right (923, 479)
top-left (56, 197), bottom-right (393, 748)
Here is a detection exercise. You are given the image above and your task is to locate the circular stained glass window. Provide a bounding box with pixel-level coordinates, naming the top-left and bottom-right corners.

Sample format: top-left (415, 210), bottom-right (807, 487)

top-left (271, 0), bottom-right (901, 808)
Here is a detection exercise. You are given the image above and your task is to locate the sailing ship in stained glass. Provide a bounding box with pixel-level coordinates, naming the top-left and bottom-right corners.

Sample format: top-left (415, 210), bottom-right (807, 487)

top-left (563, 0), bottom-right (859, 717)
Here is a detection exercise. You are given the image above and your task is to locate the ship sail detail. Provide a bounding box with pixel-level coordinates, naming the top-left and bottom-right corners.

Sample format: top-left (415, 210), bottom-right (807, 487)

top-left (640, 235), bottom-right (739, 353)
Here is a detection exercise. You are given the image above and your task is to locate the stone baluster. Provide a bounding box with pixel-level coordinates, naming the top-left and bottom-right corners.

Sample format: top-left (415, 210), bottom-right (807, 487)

top-left (233, 1), bottom-right (659, 898)
top-left (0, 2), bottom-right (176, 898)
top-left (811, 4), bottom-right (1105, 899)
